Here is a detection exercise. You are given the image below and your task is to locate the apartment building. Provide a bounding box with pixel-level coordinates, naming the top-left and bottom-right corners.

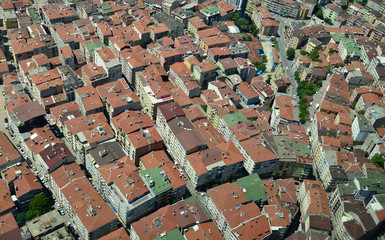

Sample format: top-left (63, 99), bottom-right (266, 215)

top-left (184, 141), bottom-right (245, 189)
top-left (156, 102), bottom-right (207, 167)
top-left (135, 65), bottom-right (173, 120)
top-left (49, 163), bottom-right (120, 240)
top-left (262, 0), bottom-right (300, 19)
top-left (94, 48), bottom-right (121, 82)
top-left (169, 62), bottom-right (201, 98)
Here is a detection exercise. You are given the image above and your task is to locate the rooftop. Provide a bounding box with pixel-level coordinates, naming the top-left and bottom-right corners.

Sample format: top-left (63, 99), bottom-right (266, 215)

top-left (236, 173), bottom-right (267, 202)
top-left (140, 167), bottom-right (172, 195)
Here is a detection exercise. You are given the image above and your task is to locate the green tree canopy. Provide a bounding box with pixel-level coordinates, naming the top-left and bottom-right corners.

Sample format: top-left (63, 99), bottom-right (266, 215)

top-left (294, 71), bottom-right (301, 82)
top-left (29, 195), bottom-right (51, 216)
top-left (16, 212), bottom-right (27, 226)
top-left (324, 18), bottom-right (332, 25)
top-left (370, 153), bottom-right (385, 168)
top-left (286, 48), bottom-right (295, 59)
top-left (232, 13), bottom-right (240, 22)
top-left (316, 5), bottom-right (323, 19)
top-left (254, 61), bottom-right (266, 71)
top-left (236, 18), bottom-right (251, 32)
top-left (358, 110), bottom-right (366, 115)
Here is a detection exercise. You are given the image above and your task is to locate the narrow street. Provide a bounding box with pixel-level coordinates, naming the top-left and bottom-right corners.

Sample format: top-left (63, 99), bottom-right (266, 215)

top-left (276, 17), bottom-right (296, 98)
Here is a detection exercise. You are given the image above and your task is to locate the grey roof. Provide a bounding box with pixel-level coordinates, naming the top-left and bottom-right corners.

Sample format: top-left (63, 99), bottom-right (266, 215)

top-left (271, 135), bottom-right (296, 160)
top-left (57, 65), bottom-right (84, 92)
top-left (153, 12), bottom-right (170, 23)
top-left (174, 9), bottom-right (194, 18)
top-left (356, 115), bottom-right (376, 133)
top-left (87, 140), bottom-right (127, 167)
top-left (289, 21), bottom-right (304, 30)
top-left (229, 44), bottom-right (250, 55)
top-left (343, 200), bottom-right (376, 232)
top-left (329, 167), bottom-right (348, 180)
top-left (164, 18), bottom-right (184, 31)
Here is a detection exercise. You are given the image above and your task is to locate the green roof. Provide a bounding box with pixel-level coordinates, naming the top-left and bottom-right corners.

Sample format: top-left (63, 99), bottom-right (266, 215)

top-left (153, 228), bottom-right (184, 240)
top-left (85, 42), bottom-right (105, 52)
top-left (140, 167), bottom-right (171, 195)
top-left (100, 4), bottom-right (113, 14)
top-left (331, 33), bottom-right (345, 43)
top-left (292, 142), bottom-right (311, 156)
top-left (366, 169), bottom-right (385, 180)
top-left (356, 178), bottom-right (385, 194)
top-left (236, 173), bottom-right (267, 202)
top-left (341, 38), bottom-right (361, 57)
top-left (27, 7), bottom-right (42, 24)
top-left (201, 5), bottom-right (219, 15)
top-left (222, 112), bottom-right (247, 126)
top-left (374, 194), bottom-right (385, 203)
top-left (337, 181), bottom-right (356, 196)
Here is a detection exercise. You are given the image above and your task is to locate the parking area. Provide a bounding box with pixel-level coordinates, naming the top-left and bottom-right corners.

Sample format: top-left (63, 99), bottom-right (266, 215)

top-left (41, 226), bottom-right (73, 240)
top-left (24, 210), bottom-right (65, 238)
top-left (259, 38), bottom-right (274, 72)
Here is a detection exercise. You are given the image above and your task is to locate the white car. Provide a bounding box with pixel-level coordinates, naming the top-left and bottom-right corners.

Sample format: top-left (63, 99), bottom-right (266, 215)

top-left (286, 67), bottom-right (289, 70)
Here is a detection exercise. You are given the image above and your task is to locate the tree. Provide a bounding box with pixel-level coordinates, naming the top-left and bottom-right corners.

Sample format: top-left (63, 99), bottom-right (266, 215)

top-left (370, 153), bottom-right (385, 168)
top-left (232, 13), bottom-right (240, 22)
top-left (300, 50), bottom-right (307, 56)
top-left (324, 18), bottom-right (332, 25)
top-left (294, 71), bottom-right (301, 82)
top-left (351, 101), bottom-right (357, 109)
top-left (358, 110), bottom-right (366, 115)
top-left (309, 49), bottom-right (322, 62)
top-left (326, 64), bottom-right (333, 74)
top-left (252, 28), bottom-right (259, 36)
top-left (26, 209), bottom-right (38, 221)
top-left (316, 5), bottom-right (323, 19)
top-left (261, 54), bottom-right (267, 63)
top-left (286, 48), bottom-right (295, 59)
top-left (329, 48), bottom-right (337, 54)
top-left (254, 62), bottom-right (266, 71)
top-left (266, 74), bottom-right (272, 84)
top-left (29, 195), bottom-right (50, 216)
top-left (299, 109), bottom-right (309, 123)
top-left (16, 212), bottom-right (27, 226)
top-left (236, 18), bottom-right (251, 32)
top-left (242, 33), bottom-right (252, 41)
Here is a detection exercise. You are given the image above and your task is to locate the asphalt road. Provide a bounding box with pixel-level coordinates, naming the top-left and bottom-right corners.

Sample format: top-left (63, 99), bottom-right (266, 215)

top-left (277, 17), bottom-right (296, 98)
